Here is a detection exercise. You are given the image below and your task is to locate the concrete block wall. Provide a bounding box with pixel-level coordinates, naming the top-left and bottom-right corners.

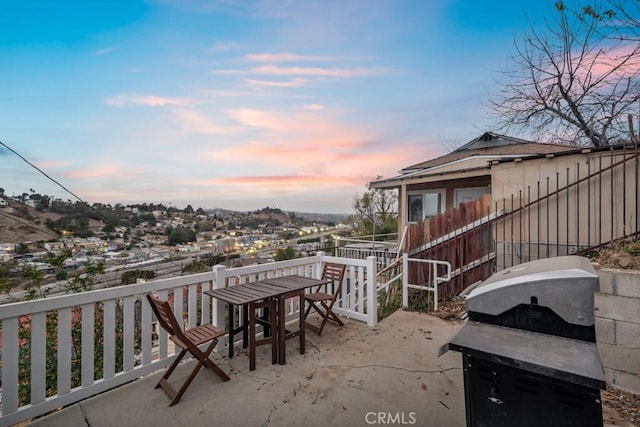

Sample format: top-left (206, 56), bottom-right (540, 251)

top-left (595, 267), bottom-right (640, 393)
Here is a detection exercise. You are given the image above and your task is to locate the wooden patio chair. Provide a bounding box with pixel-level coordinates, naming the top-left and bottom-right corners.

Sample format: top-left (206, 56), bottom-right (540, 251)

top-left (304, 262), bottom-right (347, 335)
top-left (146, 293), bottom-right (230, 406)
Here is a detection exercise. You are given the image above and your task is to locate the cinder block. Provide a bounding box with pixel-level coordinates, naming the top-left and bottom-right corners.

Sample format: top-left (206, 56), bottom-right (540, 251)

top-left (611, 370), bottom-right (640, 394)
top-left (616, 321), bottom-right (640, 349)
top-left (597, 342), bottom-right (640, 375)
top-left (603, 367), bottom-right (615, 384)
top-left (614, 270), bottom-right (640, 298)
top-left (594, 294), bottom-right (640, 324)
top-left (595, 317), bottom-right (616, 345)
top-left (597, 269), bottom-right (616, 295)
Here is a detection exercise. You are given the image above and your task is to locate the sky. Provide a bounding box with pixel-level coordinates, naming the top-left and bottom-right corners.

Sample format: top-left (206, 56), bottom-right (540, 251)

top-left (0, 0), bottom-right (552, 214)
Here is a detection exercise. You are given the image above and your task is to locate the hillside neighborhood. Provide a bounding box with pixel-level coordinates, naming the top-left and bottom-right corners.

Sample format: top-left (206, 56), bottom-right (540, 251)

top-left (0, 194), bottom-right (349, 294)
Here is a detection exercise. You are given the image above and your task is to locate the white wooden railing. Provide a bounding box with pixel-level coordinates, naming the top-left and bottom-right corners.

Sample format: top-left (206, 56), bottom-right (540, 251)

top-left (0, 253), bottom-right (377, 426)
top-left (402, 254), bottom-right (451, 311)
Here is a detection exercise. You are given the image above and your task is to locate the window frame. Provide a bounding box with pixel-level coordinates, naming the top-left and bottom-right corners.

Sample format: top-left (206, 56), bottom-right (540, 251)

top-left (406, 189), bottom-right (446, 223)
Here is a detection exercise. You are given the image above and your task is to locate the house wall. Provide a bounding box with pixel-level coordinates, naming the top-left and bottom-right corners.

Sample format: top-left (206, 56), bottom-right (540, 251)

top-left (491, 149), bottom-right (639, 268)
top-left (595, 267), bottom-right (640, 393)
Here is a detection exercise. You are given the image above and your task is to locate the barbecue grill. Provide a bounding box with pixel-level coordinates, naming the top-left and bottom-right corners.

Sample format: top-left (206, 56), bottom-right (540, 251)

top-left (440, 256), bottom-right (606, 427)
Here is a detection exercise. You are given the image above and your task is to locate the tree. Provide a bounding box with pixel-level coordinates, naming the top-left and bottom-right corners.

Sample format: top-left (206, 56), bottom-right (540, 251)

top-left (274, 246), bottom-right (298, 261)
top-left (351, 178), bottom-right (398, 237)
top-left (167, 227), bottom-right (196, 245)
top-left (490, 1), bottom-right (640, 146)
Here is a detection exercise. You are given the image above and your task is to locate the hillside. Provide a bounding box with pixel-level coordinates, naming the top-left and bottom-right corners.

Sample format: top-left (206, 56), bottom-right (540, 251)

top-left (0, 203), bottom-right (63, 243)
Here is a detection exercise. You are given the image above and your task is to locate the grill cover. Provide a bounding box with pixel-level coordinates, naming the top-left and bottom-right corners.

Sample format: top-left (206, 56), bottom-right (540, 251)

top-left (465, 256), bottom-right (598, 327)
top-left (439, 256), bottom-right (605, 389)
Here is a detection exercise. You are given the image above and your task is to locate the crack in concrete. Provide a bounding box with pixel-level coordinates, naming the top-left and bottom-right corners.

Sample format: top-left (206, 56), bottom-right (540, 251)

top-left (79, 403), bottom-right (91, 426)
top-left (317, 363), bottom-right (462, 375)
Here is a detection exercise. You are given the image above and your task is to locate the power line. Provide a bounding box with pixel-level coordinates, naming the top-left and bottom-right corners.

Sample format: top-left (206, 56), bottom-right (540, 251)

top-left (0, 139), bottom-right (113, 224)
top-left (0, 139), bottom-right (185, 270)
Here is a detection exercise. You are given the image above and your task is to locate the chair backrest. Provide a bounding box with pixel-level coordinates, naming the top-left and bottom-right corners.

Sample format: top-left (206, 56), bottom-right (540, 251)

top-left (320, 262), bottom-right (346, 295)
top-left (146, 293), bottom-right (183, 338)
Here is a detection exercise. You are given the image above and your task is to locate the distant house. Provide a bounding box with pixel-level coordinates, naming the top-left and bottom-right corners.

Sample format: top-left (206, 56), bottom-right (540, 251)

top-left (44, 241), bottom-right (65, 252)
top-left (25, 199), bottom-right (41, 209)
top-left (0, 243), bottom-right (14, 262)
top-left (0, 198), bottom-right (8, 208)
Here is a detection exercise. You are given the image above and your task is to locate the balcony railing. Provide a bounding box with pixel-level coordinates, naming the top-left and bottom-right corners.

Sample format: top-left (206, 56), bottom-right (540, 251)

top-left (0, 253), bottom-right (377, 426)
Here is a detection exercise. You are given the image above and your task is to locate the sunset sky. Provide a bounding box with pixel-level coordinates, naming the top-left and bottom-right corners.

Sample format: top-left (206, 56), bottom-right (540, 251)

top-left (0, 1), bottom-right (550, 213)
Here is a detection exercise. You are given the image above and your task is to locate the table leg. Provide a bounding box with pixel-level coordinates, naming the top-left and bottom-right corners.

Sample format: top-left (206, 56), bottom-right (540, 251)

top-left (278, 296), bottom-right (286, 365)
top-left (298, 291), bottom-right (305, 355)
top-left (249, 301), bottom-right (257, 371)
top-left (242, 305), bottom-right (249, 349)
top-left (228, 303), bottom-right (234, 358)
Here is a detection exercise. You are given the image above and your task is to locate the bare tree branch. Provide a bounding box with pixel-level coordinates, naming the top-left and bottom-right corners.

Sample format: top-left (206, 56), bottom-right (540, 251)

top-left (490, 1), bottom-right (640, 146)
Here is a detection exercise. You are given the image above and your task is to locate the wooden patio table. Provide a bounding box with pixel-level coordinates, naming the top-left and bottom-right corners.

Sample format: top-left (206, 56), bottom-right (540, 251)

top-left (205, 275), bottom-right (330, 369)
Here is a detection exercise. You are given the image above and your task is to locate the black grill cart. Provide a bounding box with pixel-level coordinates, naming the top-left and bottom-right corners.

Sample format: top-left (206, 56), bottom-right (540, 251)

top-left (440, 256), bottom-right (606, 427)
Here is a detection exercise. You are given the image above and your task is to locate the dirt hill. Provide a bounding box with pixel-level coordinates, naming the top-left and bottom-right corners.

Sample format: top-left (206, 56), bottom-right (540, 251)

top-left (0, 202), bottom-right (62, 243)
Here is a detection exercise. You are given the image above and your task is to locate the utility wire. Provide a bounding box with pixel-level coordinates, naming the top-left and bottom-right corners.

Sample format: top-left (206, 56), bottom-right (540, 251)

top-left (0, 139), bottom-right (187, 270)
top-left (0, 140), bottom-right (113, 224)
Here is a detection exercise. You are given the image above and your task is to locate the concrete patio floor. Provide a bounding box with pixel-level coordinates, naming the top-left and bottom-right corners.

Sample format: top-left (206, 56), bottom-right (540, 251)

top-left (26, 310), bottom-right (631, 427)
top-left (29, 310), bottom-right (466, 427)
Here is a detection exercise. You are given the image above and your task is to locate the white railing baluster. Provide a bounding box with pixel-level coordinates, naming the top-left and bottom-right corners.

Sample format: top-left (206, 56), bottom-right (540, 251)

top-left (187, 284), bottom-right (197, 328)
top-left (30, 311), bottom-right (47, 404)
top-left (157, 289), bottom-right (168, 360)
top-left (173, 287), bottom-right (183, 331)
top-left (201, 281), bottom-right (211, 325)
top-left (81, 303), bottom-right (95, 387)
top-left (103, 299), bottom-right (116, 379)
top-left (2, 317), bottom-right (19, 414)
top-left (141, 296), bottom-right (153, 365)
top-left (123, 296), bottom-right (135, 372)
top-left (212, 265), bottom-right (226, 351)
top-left (57, 307), bottom-right (72, 395)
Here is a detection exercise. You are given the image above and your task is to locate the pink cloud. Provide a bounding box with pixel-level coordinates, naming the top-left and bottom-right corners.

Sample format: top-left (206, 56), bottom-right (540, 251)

top-left (202, 174), bottom-right (373, 191)
top-left (302, 104), bottom-right (324, 111)
top-left (251, 65), bottom-right (383, 78)
top-left (34, 159), bottom-right (70, 169)
top-left (246, 53), bottom-right (342, 62)
top-left (171, 109), bottom-right (239, 134)
top-left (105, 94), bottom-right (198, 108)
top-left (245, 78), bottom-right (309, 87)
top-left (66, 164), bottom-right (124, 179)
top-left (222, 109), bottom-right (381, 157)
top-left (587, 43), bottom-right (640, 77)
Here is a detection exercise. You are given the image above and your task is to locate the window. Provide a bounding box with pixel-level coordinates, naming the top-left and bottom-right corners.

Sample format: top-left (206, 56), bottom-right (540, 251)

top-left (454, 187), bottom-right (490, 206)
top-left (407, 190), bottom-right (445, 222)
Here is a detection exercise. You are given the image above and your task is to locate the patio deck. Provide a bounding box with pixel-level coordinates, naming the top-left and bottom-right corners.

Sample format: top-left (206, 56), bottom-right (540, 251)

top-left (24, 310), bottom-right (631, 427)
top-left (28, 310), bottom-right (466, 427)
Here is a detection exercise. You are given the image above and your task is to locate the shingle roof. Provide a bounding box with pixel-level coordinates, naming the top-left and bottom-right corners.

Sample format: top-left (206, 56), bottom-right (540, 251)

top-left (401, 141), bottom-right (574, 173)
top-left (370, 133), bottom-right (578, 188)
